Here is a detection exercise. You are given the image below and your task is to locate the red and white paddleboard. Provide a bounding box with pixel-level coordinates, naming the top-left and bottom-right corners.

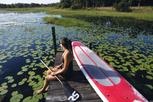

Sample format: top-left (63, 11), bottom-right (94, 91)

top-left (72, 41), bottom-right (148, 102)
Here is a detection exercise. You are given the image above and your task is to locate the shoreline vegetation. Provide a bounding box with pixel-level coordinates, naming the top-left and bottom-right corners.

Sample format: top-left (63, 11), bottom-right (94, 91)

top-left (43, 16), bottom-right (90, 27)
top-left (1, 6), bottom-right (153, 27)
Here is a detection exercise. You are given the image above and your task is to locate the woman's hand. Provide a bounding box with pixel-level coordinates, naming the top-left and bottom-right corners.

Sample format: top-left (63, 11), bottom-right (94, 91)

top-left (51, 72), bottom-right (57, 76)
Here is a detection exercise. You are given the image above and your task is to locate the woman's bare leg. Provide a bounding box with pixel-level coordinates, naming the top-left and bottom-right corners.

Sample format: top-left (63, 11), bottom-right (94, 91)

top-left (36, 75), bottom-right (56, 94)
top-left (46, 69), bottom-right (52, 75)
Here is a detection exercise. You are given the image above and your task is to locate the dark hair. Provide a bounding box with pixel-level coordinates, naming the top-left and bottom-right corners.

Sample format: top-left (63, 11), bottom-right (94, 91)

top-left (61, 37), bottom-right (72, 50)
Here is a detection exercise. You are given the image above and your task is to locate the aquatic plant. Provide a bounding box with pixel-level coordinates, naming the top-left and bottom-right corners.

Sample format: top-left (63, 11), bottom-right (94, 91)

top-left (0, 84), bottom-right (8, 95)
top-left (44, 17), bottom-right (90, 28)
top-left (0, 82), bottom-right (8, 95)
top-left (17, 71), bottom-right (24, 75)
top-left (11, 84), bottom-right (17, 88)
top-left (28, 71), bottom-right (35, 76)
top-left (22, 93), bottom-right (43, 102)
top-left (26, 59), bottom-right (31, 63)
top-left (10, 91), bottom-right (23, 102)
top-left (21, 66), bottom-right (28, 72)
top-left (8, 79), bottom-right (14, 84)
top-left (0, 54), bottom-right (7, 61)
top-left (18, 78), bottom-right (27, 86)
top-left (5, 76), bottom-right (13, 80)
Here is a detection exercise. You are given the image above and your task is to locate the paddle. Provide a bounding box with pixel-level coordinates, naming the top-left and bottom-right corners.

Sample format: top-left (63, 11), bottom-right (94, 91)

top-left (40, 59), bottom-right (80, 102)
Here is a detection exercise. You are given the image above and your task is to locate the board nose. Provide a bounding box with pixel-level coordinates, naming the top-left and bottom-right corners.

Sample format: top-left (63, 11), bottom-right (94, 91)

top-left (72, 41), bottom-right (81, 46)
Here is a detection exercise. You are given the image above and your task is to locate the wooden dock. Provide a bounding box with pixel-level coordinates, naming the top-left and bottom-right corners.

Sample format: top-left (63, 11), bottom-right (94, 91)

top-left (46, 52), bottom-right (102, 102)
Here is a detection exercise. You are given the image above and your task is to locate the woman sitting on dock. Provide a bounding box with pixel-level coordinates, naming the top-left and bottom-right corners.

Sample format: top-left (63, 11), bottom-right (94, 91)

top-left (37, 37), bottom-right (73, 94)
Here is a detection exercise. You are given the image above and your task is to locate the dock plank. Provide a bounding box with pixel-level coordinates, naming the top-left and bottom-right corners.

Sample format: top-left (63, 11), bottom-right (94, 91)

top-left (46, 52), bottom-right (102, 102)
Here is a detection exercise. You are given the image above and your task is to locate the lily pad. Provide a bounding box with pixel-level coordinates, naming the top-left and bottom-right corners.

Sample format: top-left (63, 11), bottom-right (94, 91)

top-left (146, 75), bottom-right (153, 80)
top-left (0, 54), bottom-right (7, 60)
top-left (18, 78), bottom-right (27, 85)
top-left (26, 59), bottom-right (31, 63)
top-left (17, 71), bottom-right (24, 75)
top-left (21, 66), bottom-right (28, 72)
top-left (11, 84), bottom-right (17, 88)
top-left (8, 79), bottom-right (14, 83)
top-left (0, 84), bottom-right (8, 95)
top-left (23, 96), bottom-right (32, 102)
top-left (5, 76), bottom-right (13, 80)
top-left (28, 71), bottom-right (35, 76)
top-left (10, 91), bottom-right (23, 102)
top-left (0, 89), bottom-right (8, 95)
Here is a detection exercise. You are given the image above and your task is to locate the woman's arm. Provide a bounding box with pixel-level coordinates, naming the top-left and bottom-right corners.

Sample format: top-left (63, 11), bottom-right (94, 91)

top-left (54, 63), bottom-right (63, 69)
top-left (49, 63), bottom-right (63, 72)
top-left (52, 51), bottom-right (70, 75)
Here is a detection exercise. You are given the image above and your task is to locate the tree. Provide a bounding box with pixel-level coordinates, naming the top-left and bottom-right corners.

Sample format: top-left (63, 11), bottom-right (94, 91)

top-left (60, 0), bottom-right (71, 8)
top-left (113, 0), bottom-right (131, 12)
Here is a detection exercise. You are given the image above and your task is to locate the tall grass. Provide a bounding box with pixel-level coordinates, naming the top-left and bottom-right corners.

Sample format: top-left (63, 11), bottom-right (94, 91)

top-left (43, 17), bottom-right (90, 27)
top-left (3, 6), bottom-right (153, 21)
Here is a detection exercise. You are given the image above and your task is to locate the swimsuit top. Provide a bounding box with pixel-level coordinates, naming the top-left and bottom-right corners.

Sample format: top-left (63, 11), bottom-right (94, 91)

top-left (61, 52), bottom-right (73, 77)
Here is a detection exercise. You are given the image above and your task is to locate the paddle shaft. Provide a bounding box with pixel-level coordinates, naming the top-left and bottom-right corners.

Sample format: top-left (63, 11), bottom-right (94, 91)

top-left (40, 59), bottom-right (63, 85)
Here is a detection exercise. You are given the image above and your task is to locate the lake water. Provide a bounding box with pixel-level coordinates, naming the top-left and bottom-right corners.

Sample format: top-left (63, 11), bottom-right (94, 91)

top-left (0, 12), bottom-right (88, 102)
top-left (0, 12), bottom-right (153, 101)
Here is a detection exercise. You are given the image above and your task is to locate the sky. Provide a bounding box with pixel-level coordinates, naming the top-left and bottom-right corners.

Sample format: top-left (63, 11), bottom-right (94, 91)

top-left (0, 0), bottom-right (60, 4)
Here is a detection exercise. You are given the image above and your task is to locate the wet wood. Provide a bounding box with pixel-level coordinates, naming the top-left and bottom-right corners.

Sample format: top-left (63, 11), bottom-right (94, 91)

top-left (46, 52), bottom-right (102, 102)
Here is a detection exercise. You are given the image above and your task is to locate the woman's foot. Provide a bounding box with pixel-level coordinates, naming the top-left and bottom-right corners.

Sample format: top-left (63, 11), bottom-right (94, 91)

top-left (45, 86), bottom-right (49, 91)
top-left (36, 86), bottom-right (49, 94)
top-left (36, 89), bottom-right (43, 94)
top-left (36, 89), bottom-right (46, 94)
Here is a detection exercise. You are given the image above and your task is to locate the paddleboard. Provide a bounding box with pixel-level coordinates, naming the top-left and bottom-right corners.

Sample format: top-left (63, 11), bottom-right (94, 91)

top-left (72, 41), bottom-right (148, 102)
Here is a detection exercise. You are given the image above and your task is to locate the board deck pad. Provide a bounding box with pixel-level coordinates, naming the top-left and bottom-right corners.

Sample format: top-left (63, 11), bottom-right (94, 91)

top-left (72, 41), bottom-right (148, 102)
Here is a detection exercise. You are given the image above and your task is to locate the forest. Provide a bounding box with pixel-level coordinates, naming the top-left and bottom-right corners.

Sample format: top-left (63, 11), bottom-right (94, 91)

top-left (0, 0), bottom-right (153, 8)
top-left (59, 0), bottom-right (153, 8)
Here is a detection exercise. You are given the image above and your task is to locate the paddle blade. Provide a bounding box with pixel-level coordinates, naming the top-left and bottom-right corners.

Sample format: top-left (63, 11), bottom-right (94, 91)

top-left (62, 81), bottom-right (81, 102)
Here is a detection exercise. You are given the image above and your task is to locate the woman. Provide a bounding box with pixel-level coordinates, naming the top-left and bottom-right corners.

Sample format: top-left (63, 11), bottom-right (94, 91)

top-left (37, 37), bottom-right (73, 94)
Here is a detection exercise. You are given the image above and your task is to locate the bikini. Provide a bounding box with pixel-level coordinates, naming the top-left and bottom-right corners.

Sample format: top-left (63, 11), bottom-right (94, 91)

top-left (60, 52), bottom-right (73, 80)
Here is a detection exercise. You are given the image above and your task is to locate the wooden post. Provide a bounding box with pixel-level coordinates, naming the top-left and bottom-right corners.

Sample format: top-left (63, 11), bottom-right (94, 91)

top-left (89, 43), bottom-right (92, 49)
top-left (52, 27), bottom-right (57, 55)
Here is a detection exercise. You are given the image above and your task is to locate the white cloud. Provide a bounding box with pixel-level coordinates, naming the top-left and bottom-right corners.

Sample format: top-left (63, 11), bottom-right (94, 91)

top-left (0, 0), bottom-right (60, 4)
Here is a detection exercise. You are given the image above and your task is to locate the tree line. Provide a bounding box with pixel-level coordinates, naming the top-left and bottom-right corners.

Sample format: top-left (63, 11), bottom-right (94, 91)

top-left (0, 3), bottom-right (58, 8)
top-left (0, 0), bottom-right (152, 8)
top-left (60, 0), bottom-right (153, 8)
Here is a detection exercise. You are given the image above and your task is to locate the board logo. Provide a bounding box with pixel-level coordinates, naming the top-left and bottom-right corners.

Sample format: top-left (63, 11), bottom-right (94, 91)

top-left (68, 91), bottom-right (80, 101)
